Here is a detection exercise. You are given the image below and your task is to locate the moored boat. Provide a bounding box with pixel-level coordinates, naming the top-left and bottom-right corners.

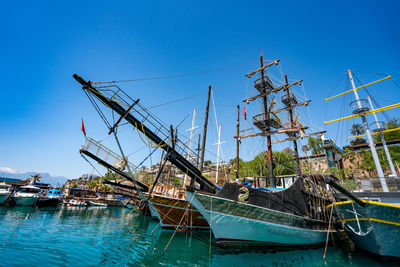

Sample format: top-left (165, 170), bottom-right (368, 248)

top-left (13, 184), bottom-right (40, 206)
top-left (187, 176), bottom-right (335, 247)
top-left (328, 199), bottom-right (400, 258)
top-left (0, 183), bottom-right (12, 205)
top-left (35, 189), bottom-right (63, 207)
top-left (150, 184), bottom-right (208, 230)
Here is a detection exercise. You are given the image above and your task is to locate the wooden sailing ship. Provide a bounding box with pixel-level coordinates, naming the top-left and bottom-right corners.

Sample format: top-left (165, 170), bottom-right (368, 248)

top-left (186, 55), bottom-right (340, 248)
top-left (74, 74), bottom-right (218, 230)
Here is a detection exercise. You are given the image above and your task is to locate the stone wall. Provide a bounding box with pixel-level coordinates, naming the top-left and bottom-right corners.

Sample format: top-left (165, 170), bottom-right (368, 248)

top-left (299, 155), bottom-right (329, 174)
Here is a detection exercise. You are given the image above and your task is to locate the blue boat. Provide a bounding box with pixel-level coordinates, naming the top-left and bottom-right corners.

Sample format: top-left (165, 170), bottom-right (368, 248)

top-left (328, 200), bottom-right (400, 258)
top-left (35, 189), bottom-right (63, 207)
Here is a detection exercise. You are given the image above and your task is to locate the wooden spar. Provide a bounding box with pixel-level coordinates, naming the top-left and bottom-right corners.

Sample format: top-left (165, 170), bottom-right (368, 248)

top-left (199, 85), bottom-right (211, 171)
top-left (243, 80), bottom-right (303, 103)
top-left (348, 127), bottom-right (400, 139)
top-left (196, 134), bottom-right (201, 167)
top-left (324, 102), bottom-right (400, 124)
top-left (245, 60), bottom-right (280, 78)
top-left (235, 105), bottom-right (240, 176)
top-left (274, 100), bottom-right (311, 114)
top-left (235, 126), bottom-right (308, 139)
top-left (271, 131), bottom-right (326, 145)
top-left (325, 75), bottom-right (391, 101)
top-left (284, 75), bottom-right (301, 175)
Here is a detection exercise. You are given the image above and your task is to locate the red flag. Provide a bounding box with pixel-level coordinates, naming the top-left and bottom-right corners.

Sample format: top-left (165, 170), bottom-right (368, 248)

top-left (244, 106), bottom-right (247, 120)
top-left (81, 118), bottom-right (86, 137)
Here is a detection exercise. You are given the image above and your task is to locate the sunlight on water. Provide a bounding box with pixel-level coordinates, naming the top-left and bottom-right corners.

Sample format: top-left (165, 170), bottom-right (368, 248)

top-left (0, 207), bottom-right (389, 266)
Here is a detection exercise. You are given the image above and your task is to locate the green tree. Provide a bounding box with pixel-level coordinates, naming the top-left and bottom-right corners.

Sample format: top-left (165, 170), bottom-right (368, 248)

top-left (350, 123), bottom-right (367, 146)
top-left (307, 136), bottom-right (323, 155)
top-left (238, 151), bottom-right (296, 177)
top-left (30, 174), bottom-right (42, 183)
top-left (351, 123), bottom-right (365, 136)
top-left (375, 118), bottom-right (400, 142)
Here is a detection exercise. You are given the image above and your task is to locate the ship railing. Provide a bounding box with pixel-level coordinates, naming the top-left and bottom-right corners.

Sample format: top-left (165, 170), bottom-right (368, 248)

top-left (253, 76), bottom-right (274, 93)
top-left (341, 178), bottom-right (400, 192)
top-left (82, 137), bottom-right (138, 175)
top-left (93, 84), bottom-right (199, 159)
top-left (370, 121), bottom-right (386, 133)
top-left (350, 99), bottom-right (369, 114)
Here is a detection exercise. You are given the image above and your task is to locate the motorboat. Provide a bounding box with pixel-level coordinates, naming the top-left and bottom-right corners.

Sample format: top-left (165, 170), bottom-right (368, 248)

top-left (13, 184), bottom-right (41, 206)
top-left (68, 199), bottom-right (88, 206)
top-left (35, 189), bottom-right (63, 207)
top-left (88, 201), bottom-right (107, 207)
top-left (0, 183), bottom-right (12, 205)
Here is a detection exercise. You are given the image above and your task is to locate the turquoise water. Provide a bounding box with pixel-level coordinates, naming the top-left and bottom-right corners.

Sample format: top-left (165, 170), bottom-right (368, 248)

top-left (0, 206), bottom-right (391, 266)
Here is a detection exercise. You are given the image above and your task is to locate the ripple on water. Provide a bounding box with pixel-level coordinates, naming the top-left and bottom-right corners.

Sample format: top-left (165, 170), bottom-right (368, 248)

top-left (0, 206), bottom-right (389, 267)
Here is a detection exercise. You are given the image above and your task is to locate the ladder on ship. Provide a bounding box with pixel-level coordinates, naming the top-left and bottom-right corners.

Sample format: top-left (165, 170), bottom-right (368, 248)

top-left (73, 74), bottom-right (218, 194)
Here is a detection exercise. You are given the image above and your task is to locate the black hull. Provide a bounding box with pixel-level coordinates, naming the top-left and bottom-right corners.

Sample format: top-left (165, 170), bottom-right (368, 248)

top-left (35, 198), bottom-right (60, 207)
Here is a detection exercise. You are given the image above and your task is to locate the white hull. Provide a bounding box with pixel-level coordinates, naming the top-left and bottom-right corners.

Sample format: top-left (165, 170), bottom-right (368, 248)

top-left (0, 193), bottom-right (11, 204)
top-left (13, 196), bottom-right (38, 206)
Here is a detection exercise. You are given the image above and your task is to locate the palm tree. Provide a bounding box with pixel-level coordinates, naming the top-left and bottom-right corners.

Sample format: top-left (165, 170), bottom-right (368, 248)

top-left (351, 123), bottom-right (365, 136)
top-left (29, 174), bottom-right (41, 184)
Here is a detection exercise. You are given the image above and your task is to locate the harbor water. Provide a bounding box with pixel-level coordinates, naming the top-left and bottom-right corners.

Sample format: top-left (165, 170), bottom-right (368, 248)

top-left (0, 206), bottom-right (392, 266)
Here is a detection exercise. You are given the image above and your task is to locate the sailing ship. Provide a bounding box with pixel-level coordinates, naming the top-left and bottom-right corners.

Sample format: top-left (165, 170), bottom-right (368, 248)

top-left (186, 55), bottom-right (339, 247)
top-left (74, 74), bottom-right (219, 230)
top-left (324, 70), bottom-right (400, 258)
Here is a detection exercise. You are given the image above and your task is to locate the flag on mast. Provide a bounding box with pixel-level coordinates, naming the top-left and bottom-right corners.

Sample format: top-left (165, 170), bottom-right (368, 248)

top-left (81, 118), bottom-right (86, 137)
top-left (244, 106), bottom-right (247, 120)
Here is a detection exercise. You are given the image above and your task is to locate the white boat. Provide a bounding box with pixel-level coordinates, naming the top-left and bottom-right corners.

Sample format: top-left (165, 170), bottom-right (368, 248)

top-left (89, 201), bottom-right (107, 207)
top-left (0, 183), bottom-right (12, 205)
top-left (68, 199), bottom-right (87, 206)
top-left (13, 184), bottom-right (41, 206)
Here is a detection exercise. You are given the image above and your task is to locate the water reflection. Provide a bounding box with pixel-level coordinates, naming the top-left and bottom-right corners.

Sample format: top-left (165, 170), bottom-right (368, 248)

top-left (0, 207), bottom-right (389, 266)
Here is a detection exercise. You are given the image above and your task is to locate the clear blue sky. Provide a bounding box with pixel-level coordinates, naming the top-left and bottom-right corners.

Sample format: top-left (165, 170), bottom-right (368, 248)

top-left (1, 0), bottom-right (400, 179)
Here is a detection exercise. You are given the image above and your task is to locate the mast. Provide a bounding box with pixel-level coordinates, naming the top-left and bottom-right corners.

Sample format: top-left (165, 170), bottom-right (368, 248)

top-left (184, 108), bottom-right (198, 186)
top-left (235, 104), bottom-right (240, 177)
top-left (213, 124), bottom-right (225, 184)
top-left (367, 96), bottom-right (397, 177)
top-left (260, 54), bottom-right (276, 187)
top-left (200, 85), bottom-right (212, 171)
top-left (284, 75), bottom-right (301, 175)
top-left (196, 134), bottom-right (201, 168)
top-left (348, 70), bottom-right (389, 192)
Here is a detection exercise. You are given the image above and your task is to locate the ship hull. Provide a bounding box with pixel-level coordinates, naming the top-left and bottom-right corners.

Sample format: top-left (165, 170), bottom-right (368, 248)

top-left (187, 191), bottom-right (330, 247)
top-left (0, 193), bottom-right (11, 205)
top-left (330, 200), bottom-right (400, 258)
top-left (13, 196), bottom-right (38, 206)
top-left (150, 194), bottom-right (209, 230)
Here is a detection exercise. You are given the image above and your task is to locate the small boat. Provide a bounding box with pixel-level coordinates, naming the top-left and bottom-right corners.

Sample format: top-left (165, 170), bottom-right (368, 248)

top-left (35, 189), bottom-right (63, 207)
top-left (68, 199), bottom-right (87, 206)
top-left (89, 201), bottom-right (107, 207)
top-left (13, 184), bottom-right (41, 206)
top-left (0, 183), bottom-right (12, 205)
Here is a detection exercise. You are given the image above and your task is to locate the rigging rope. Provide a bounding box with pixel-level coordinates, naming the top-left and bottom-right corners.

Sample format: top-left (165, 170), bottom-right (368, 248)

top-left (93, 62), bottom-right (252, 84)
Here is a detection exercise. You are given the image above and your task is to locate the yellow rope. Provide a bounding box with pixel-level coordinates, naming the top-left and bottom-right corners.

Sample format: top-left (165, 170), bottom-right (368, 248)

top-left (134, 122), bottom-right (172, 148)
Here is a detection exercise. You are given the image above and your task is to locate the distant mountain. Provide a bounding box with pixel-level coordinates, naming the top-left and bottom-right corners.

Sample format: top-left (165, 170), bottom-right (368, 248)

top-left (0, 167), bottom-right (69, 186)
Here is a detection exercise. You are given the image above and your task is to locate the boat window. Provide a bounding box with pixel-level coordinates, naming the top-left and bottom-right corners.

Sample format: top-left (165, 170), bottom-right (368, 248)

top-left (20, 188), bottom-right (40, 193)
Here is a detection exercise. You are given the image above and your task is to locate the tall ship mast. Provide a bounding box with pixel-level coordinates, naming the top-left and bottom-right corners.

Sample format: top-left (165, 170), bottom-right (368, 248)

top-left (324, 70), bottom-right (400, 192)
top-left (187, 56), bottom-right (338, 248)
top-left (324, 70), bottom-right (400, 258)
